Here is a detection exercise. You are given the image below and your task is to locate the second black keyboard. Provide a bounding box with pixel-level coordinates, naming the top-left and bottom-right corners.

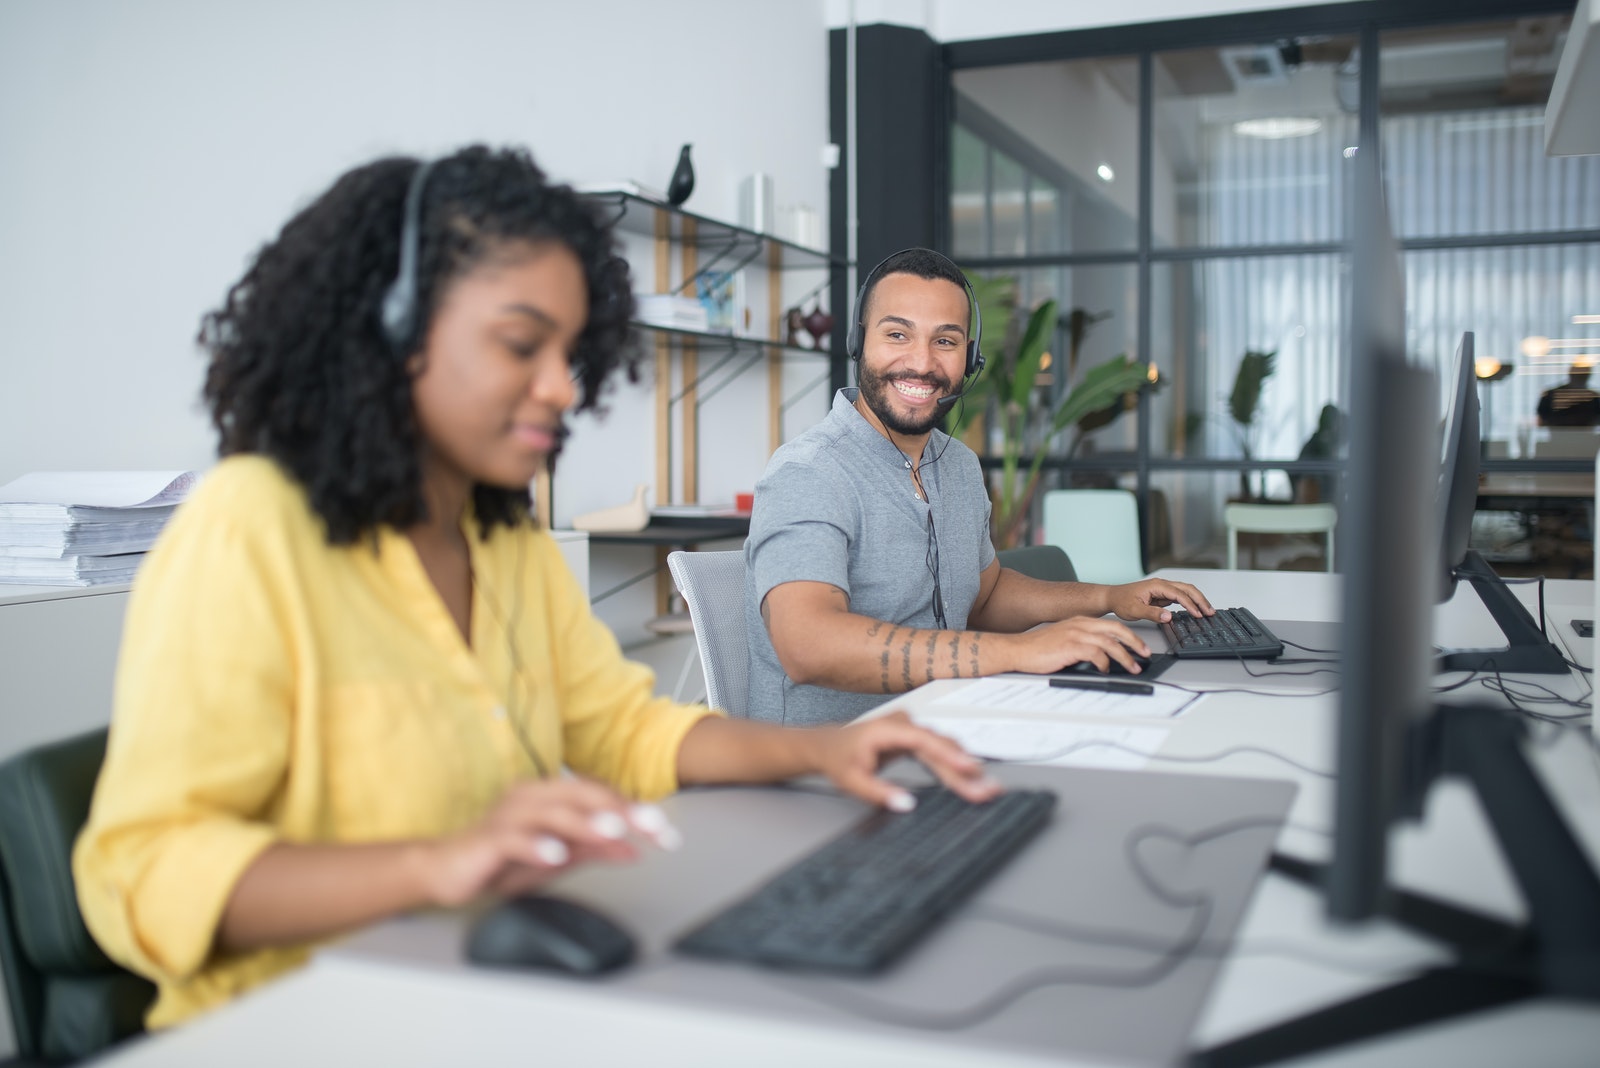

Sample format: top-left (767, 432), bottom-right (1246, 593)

top-left (1161, 606), bottom-right (1284, 659)
top-left (674, 786), bottom-right (1057, 973)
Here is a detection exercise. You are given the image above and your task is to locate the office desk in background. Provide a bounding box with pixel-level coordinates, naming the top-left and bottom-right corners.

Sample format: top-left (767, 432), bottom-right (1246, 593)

top-left (94, 569), bottom-right (1600, 1067)
top-left (1476, 471), bottom-right (1596, 513)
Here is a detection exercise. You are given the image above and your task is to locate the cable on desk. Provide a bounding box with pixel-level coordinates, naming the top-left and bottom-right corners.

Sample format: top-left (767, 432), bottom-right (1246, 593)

top-left (971, 739), bottom-right (1334, 779)
top-left (755, 816), bottom-right (1372, 1032)
top-left (1156, 678), bottom-right (1339, 698)
top-left (1279, 636), bottom-right (1340, 656)
top-left (965, 902), bottom-right (1427, 981)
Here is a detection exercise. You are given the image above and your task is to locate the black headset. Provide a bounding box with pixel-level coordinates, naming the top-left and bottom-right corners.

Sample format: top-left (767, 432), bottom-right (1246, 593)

top-left (379, 159), bottom-right (437, 353)
top-left (845, 248), bottom-right (984, 382)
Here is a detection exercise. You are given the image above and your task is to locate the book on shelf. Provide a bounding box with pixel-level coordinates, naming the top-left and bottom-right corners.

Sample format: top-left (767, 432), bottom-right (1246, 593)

top-left (0, 470), bottom-right (200, 585)
top-left (634, 293), bottom-right (711, 332)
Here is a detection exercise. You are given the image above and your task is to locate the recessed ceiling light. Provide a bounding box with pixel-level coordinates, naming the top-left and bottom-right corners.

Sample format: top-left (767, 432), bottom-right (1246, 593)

top-left (1096, 163), bottom-right (1114, 182)
top-left (1342, 146), bottom-right (1359, 158)
top-left (1234, 117), bottom-right (1323, 139)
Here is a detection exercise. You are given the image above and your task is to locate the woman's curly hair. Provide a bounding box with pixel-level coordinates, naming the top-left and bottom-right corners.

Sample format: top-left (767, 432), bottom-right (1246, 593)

top-left (199, 145), bottom-right (636, 544)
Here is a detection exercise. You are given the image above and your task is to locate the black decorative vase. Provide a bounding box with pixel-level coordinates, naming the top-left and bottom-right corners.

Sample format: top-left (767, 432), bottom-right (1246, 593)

top-left (666, 144), bottom-right (695, 206)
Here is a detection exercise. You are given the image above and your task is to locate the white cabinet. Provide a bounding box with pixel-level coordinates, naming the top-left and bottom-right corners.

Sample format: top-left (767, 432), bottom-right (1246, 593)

top-left (0, 532), bottom-right (589, 763)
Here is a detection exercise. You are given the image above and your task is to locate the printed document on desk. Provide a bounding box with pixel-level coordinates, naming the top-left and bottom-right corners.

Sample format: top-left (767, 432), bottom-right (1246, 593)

top-left (914, 715), bottom-right (1170, 769)
top-left (938, 676), bottom-right (1201, 719)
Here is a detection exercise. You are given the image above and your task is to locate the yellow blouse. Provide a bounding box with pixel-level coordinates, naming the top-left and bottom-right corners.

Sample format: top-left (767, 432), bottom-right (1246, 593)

top-left (73, 456), bottom-right (716, 1028)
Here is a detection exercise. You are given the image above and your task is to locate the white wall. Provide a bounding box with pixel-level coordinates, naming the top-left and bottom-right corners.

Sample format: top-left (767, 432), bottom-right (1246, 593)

top-left (0, 0), bottom-right (832, 514)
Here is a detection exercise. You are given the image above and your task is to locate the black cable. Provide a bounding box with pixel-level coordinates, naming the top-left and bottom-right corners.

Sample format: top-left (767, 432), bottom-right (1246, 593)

top-left (1279, 636), bottom-right (1339, 655)
top-left (971, 738), bottom-right (1333, 779)
top-left (756, 816), bottom-right (1308, 1031)
top-left (963, 901), bottom-right (1427, 980)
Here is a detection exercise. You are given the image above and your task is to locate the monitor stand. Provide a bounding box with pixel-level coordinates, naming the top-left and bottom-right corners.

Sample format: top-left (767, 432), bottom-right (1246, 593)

top-left (1190, 704), bottom-right (1600, 1067)
top-left (1436, 549), bottom-right (1569, 675)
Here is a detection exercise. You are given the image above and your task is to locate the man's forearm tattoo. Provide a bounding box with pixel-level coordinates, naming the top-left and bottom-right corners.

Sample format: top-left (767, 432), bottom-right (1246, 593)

top-left (949, 632), bottom-right (963, 678)
top-left (901, 637), bottom-right (914, 690)
top-left (880, 625), bottom-right (898, 693)
top-left (925, 632), bottom-right (937, 683)
top-left (969, 634), bottom-right (982, 677)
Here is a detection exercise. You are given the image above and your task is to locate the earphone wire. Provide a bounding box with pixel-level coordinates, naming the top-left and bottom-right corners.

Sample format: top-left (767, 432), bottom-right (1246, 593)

top-left (466, 531), bottom-right (551, 779)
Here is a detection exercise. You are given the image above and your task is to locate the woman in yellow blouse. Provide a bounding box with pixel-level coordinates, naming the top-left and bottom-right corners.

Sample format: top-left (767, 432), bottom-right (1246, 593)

top-left (73, 145), bottom-right (997, 1029)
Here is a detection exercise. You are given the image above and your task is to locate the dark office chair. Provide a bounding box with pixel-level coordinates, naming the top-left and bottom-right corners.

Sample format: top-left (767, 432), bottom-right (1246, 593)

top-left (0, 728), bottom-right (153, 1062)
top-left (996, 545), bottom-right (1078, 582)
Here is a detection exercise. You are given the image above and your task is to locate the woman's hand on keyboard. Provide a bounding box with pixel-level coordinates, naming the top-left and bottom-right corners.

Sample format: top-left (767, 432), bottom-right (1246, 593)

top-left (1106, 577), bottom-right (1214, 623)
top-left (813, 710), bottom-right (1003, 812)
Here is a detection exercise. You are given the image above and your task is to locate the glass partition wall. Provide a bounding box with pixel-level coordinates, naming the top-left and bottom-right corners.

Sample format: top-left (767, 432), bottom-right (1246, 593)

top-left (944, 3), bottom-right (1596, 574)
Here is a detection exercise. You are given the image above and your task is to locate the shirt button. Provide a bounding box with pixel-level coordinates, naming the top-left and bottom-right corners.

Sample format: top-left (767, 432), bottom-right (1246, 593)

top-left (903, 460), bottom-right (911, 469)
top-left (492, 705), bottom-right (507, 720)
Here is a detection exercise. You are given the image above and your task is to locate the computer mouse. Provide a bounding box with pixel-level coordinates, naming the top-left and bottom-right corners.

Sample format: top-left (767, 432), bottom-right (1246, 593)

top-left (1065, 645), bottom-right (1152, 676)
top-left (465, 894), bottom-right (636, 976)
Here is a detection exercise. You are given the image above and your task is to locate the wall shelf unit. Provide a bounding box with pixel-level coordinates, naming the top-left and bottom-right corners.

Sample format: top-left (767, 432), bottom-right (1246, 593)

top-left (574, 188), bottom-right (843, 615)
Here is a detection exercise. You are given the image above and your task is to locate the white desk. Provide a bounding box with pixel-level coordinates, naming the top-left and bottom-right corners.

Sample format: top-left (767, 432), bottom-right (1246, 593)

top-left (95, 569), bottom-right (1600, 1067)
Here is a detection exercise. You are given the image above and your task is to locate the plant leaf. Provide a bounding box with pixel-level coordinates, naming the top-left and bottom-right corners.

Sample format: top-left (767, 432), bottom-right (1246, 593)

top-left (1046, 355), bottom-right (1153, 436)
top-left (1228, 349), bottom-right (1277, 428)
top-left (1009, 299), bottom-right (1058, 407)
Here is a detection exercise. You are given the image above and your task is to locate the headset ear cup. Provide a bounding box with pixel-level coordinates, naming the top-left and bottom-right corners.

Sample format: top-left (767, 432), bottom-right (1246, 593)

top-left (380, 281), bottom-right (412, 351)
top-left (967, 342), bottom-right (982, 378)
top-left (846, 320), bottom-right (863, 361)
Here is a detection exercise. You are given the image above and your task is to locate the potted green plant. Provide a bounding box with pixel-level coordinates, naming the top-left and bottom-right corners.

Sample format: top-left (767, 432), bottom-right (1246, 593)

top-left (950, 275), bottom-right (1157, 549)
top-left (1227, 349), bottom-right (1277, 501)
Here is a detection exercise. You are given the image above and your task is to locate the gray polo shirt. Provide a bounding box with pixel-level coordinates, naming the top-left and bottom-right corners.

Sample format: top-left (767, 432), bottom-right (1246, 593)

top-left (744, 388), bottom-right (995, 725)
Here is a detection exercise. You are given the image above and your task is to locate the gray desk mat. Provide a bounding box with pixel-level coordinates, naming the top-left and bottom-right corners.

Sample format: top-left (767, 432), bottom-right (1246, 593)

top-left (335, 764), bottom-right (1295, 1067)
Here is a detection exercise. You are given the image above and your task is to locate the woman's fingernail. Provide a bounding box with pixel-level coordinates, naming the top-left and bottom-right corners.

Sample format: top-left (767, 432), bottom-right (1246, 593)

top-left (629, 804), bottom-right (667, 834)
top-left (533, 835), bottom-right (570, 866)
top-left (887, 791), bottom-right (917, 813)
top-left (590, 811), bottom-right (628, 839)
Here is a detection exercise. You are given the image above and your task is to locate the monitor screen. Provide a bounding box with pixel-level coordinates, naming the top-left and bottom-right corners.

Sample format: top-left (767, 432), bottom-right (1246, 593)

top-left (1436, 332), bottom-right (1480, 603)
top-left (1328, 150), bottom-right (1440, 922)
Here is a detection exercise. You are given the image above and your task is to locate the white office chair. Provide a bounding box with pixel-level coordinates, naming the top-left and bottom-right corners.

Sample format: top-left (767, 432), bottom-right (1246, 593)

top-left (1040, 489), bottom-right (1145, 585)
top-left (666, 550), bottom-right (751, 717)
top-left (1224, 502), bottom-right (1337, 571)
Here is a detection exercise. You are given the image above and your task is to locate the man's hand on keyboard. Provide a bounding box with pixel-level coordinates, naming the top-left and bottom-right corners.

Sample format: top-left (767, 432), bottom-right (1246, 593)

top-left (813, 710), bottom-right (1003, 812)
top-left (1106, 577), bottom-right (1214, 624)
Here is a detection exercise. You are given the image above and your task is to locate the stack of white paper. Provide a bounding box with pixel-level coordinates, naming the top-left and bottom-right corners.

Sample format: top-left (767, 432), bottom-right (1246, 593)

top-left (0, 471), bottom-right (199, 586)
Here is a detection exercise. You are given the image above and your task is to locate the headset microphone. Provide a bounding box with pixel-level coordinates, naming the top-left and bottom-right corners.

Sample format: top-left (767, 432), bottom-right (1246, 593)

top-left (935, 352), bottom-right (987, 407)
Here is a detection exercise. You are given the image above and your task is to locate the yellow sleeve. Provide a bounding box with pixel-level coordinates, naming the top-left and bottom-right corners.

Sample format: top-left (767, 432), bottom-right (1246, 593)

top-left (531, 537), bottom-right (721, 800)
top-left (73, 482), bottom-right (292, 984)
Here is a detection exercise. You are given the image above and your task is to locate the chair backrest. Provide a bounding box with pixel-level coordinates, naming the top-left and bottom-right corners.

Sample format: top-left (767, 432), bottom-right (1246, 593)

top-left (1223, 502), bottom-right (1337, 571)
top-left (1040, 489), bottom-right (1146, 585)
top-left (666, 550), bottom-right (751, 718)
top-left (1534, 427), bottom-right (1600, 459)
top-left (996, 545), bottom-right (1078, 582)
top-left (0, 729), bottom-right (154, 1061)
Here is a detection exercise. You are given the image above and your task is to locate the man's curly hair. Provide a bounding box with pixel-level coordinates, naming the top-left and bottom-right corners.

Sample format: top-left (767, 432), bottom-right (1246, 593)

top-left (199, 145), bottom-right (636, 544)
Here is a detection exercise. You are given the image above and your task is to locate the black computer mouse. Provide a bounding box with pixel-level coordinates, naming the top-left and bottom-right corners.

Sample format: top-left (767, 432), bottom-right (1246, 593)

top-left (465, 894), bottom-right (636, 976)
top-left (1065, 646), bottom-right (1151, 676)
top-left (1062, 649), bottom-right (1176, 679)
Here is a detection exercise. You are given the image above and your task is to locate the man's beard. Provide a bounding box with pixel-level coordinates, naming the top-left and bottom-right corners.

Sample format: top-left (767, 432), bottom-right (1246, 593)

top-left (858, 362), bottom-right (955, 436)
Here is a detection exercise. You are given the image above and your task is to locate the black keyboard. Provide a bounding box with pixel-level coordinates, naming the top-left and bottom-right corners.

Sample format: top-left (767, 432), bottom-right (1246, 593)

top-left (674, 786), bottom-right (1056, 973)
top-left (1161, 606), bottom-right (1284, 659)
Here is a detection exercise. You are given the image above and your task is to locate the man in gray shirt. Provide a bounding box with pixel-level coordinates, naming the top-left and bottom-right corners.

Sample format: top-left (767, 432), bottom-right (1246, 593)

top-left (744, 249), bottom-right (1213, 725)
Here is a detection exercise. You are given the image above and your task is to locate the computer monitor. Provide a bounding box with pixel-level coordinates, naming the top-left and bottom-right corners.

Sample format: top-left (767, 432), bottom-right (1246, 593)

top-left (1436, 331), bottom-right (1478, 603)
top-left (1433, 331), bottom-right (1569, 673)
top-left (1194, 151), bottom-right (1600, 1068)
top-left (1326, 151), bottom-right (1438, 924)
